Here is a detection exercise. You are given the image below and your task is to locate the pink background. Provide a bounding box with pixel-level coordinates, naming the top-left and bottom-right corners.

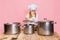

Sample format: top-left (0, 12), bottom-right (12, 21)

top-left (0, 0), bottom-right (60, 34)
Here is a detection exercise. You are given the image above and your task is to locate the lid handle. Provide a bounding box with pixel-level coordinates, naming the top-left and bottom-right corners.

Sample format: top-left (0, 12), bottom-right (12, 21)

top-left (44, 18), bottom-right (47, 21)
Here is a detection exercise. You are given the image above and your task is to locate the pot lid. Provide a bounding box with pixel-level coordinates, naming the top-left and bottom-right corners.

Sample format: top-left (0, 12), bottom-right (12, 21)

top-left (39, 18), bottom-right (54, 22)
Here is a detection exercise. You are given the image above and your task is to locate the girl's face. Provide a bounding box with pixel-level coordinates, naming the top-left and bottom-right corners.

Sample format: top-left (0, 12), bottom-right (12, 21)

top-left (29, 10), bottom-right (36, 18)
top-left (30, 10), bottom-right (36, 15)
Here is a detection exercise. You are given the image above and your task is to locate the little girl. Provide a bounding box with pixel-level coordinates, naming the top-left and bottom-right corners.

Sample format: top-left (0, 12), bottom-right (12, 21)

top-left (25, 4), bottom-right (38, 25)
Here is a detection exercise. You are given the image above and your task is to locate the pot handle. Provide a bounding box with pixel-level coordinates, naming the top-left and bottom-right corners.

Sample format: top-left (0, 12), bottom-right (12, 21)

top-left (54, 22), bottom-right (57, 24)
top-left (52, 22), bottom-right (57, 24)
top-left (44, 18), bottom-right (47, 21)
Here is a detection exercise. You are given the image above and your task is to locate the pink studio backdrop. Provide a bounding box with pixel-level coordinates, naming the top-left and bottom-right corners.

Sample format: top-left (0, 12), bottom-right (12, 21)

top-left (0, 0), bottom-right (60, 34)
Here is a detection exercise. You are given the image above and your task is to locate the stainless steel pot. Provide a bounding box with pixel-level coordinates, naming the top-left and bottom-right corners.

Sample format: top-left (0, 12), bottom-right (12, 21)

top-left (37, 18), bottom-right (56, 36)
top-left (23, 24), bottom-right (34, 34)
top-left (4, 22), bottom-right (21, 35)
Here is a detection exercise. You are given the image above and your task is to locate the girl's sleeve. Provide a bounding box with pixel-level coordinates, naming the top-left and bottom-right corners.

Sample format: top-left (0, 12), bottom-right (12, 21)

top-left (35, 14), bottom-right (38, 22)
top-left (25, 14), bottom-right (29, 19)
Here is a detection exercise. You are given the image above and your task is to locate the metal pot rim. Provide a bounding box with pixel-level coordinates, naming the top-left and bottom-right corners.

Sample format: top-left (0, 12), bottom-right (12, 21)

top-left (4, 22), bottom-right (20, 25)
top-left (38, 21), bottom-right (54, 22)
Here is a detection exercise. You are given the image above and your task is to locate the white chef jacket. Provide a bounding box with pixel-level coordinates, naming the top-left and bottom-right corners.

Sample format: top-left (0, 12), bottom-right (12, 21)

top-left (25, 13), bottom-right (38, 24)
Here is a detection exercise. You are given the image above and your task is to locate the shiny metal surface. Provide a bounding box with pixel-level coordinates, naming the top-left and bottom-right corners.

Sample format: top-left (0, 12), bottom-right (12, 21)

top-left (4, 22), bottom-right (21, 35)
top-left (37, 21), bottom-right (54, 36)
top-left (23, 24), bottom-right (34, 34)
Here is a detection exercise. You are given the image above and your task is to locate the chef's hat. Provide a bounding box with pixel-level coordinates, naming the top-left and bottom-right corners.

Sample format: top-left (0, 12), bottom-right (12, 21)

top-left (28, 4), bottom-right (38, 10)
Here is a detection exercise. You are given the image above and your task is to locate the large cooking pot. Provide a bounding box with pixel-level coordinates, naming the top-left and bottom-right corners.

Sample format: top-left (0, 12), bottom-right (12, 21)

top-left (4, 22), bottom-right (21, 35)
top-left (23, 24), bottom-right (34, 34)
top-left (37, 18), bottom-right (56, 36)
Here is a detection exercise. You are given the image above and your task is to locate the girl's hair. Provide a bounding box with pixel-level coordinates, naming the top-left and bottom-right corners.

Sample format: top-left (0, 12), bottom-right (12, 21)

top-left (29, 11), bottom-right (36, 18)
